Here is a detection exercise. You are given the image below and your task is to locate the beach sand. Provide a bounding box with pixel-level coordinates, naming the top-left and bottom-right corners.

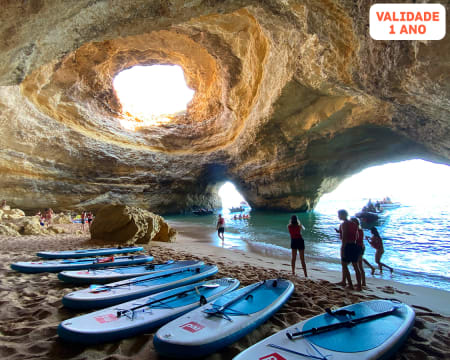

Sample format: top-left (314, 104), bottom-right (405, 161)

top-left (0, 223), bottom-right (448, 359)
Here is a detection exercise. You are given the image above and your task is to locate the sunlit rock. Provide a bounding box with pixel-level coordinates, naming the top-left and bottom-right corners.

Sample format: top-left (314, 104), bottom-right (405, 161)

top-left (90, 204), bottom-right (176, 245)
top-left (0, 1), bottom-right (448, 213)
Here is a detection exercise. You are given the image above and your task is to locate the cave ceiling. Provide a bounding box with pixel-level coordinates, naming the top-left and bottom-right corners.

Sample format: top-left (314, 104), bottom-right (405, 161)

top-left (0, 0), bottom-right (449, 213)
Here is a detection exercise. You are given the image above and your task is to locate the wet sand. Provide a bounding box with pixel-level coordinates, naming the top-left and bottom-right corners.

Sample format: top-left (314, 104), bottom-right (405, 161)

top-left (0, 223), bottom-right (449, 359)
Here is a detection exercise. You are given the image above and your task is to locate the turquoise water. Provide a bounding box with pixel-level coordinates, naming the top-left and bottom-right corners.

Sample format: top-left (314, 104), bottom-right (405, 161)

top-left (167, 198), bottom-right (450, 291)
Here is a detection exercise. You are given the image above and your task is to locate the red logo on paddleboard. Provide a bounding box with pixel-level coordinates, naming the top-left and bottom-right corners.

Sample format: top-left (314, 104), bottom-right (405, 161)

top-left (94, 314), bottom-right (118, 324)
top-left (179, 321), bottom-right (205, 333)
top-left (260, 354), bottom-right (287, 360)
top-left (77, 271), bottom-right (89, 274)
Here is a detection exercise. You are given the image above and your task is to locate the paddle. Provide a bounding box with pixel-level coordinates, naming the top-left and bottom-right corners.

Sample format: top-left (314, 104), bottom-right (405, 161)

top-left (89, 267), bottom-right (201, 293)
top-left (86, 259), bottom-right (173, 272)
top-left (286, 305), bottom-right (400, 340)
top-left (116, 282), bottom-right (220, 318)
top-left (203, 280), bottom-right (271, 318)
top-left (61, 254), bottom-right (140, 264)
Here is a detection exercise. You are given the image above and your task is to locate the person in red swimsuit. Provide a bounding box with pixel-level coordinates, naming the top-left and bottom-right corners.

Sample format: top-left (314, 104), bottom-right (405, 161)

top-left (336, 209), bottom-right (362, 291)
top-left (216, 214), bottom-right (225, 242)
top-left (366, 227), bottom-right (393, 274)
top-left (351, 217), bottom-right (374, 287)
top-left (288, 215), bottom-right (307, 277)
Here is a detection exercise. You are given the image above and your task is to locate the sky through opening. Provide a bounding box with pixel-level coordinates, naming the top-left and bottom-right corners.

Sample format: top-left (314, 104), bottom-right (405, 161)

top-left (218, 182), bottom-right (248, 211)
top-left (113, 65), bottom-right (195, 130)
top-left (316, 159), bottom-right (450, 208)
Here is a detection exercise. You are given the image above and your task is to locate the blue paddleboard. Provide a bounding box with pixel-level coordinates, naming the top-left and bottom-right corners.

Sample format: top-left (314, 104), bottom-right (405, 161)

top-left (154, 278), bottom-right (294, 358)
top-left (36, 246), bottom-right (144, 259)
top-left (58, 278), bottom-right (240, 344)
top-left (10, 254), bottom-right (153, 273)
top-left (58, 260), bottom-right (203, 284)
top-left (62, 264), bottom-right (219, 310)
top-left (233, 299), bottom-right (415, 360)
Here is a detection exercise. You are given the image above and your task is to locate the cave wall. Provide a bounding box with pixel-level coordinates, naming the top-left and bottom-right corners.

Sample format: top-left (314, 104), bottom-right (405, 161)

top-left (0, 0), bottom-right (449, 213)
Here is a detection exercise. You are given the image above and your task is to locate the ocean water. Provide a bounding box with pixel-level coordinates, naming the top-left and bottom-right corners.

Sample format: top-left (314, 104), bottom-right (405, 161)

top-left (166, 198), bottom-right (450, 291)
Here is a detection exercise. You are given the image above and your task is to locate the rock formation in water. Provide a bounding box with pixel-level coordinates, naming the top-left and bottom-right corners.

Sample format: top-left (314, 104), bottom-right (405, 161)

top-left (0, 1), bottom-right (449, 213)
top-left (90, 204), bottom-right (176, 244)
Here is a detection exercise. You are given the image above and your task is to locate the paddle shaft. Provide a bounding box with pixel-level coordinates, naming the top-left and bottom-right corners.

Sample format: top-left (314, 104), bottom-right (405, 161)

top-left (63, 255), bottom-right (142, 264)
top-left (91, 267), bottom-right (199, 291)
top-left (217, 280), bottom-right (266, 312)
top-left (88, 260), bottom-right (172, 271)
top-left (117, 283), bottom-right (215, 315)
top-left (287, 307), bottom-right (397, 339)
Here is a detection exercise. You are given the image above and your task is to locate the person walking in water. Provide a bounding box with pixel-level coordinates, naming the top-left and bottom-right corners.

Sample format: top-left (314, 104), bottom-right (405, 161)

top-left (351, 217), bottom-right (374, 287)
top-left (366, 227), bottom-right (394, 274)
top-left (288, 215), bottom-right (307, 277)
top-left (216, 214), bottom-right (225, 242)
top-left (336, 209), bottom-right (362, 291)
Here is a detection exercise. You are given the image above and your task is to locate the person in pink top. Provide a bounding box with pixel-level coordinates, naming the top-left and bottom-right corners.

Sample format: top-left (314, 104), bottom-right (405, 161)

top-left (287, 215), bottom-right (307, 277)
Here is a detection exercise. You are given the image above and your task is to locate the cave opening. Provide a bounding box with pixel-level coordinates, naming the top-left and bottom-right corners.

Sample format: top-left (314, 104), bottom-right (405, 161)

top-left (218, 182), bottom-right (250, 213)
top-left (316, 159), bottom-right (450, 214)
top-left (113, 65), bottom-right (195, 130)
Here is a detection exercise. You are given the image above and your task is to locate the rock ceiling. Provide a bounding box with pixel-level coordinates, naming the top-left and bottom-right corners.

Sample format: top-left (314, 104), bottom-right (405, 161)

top-left (0, 0), bottom-right (449, 213)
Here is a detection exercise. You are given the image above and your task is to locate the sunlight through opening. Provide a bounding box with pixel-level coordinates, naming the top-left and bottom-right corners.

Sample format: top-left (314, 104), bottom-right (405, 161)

top-left (316, 159), bottom-right (450, 210)
top-left (218, 182), bottom-right (250, 212)
top-left (113, 65), bottom-right (195, 130)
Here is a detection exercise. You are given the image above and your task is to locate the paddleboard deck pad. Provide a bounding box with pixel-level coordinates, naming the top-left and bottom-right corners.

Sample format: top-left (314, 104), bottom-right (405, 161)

top-left (10, 255), bottom-right (153, 273)
top-left (62, 264), bottom-right (219, 309)
top-left (36, 246), bottom-right (144, 259)
top-left (58, 260), bottom-right (203, 284)
top-left (233, 299), bottom-right (415, 360)
top-left (58, 278), bottom-right (240, 344)
top-left (154, 278), bottom-right (294, 358)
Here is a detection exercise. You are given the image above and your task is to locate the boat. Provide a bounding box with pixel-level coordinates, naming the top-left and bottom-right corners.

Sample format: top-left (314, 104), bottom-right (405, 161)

top-left (154, 278), bottom-right (294, 358)
top-left (10, 254), bottom-right (153, 274)
top-left (58, 278), bottom-right (240, 344)
top-left (58, 260), bottom-right (204, 284)
top-left (380, 202), bottom-right (401, 209)
top-left (229, 206), bottom-right (244, 213)
top-left (36, 246), bottom-right (144, 259)
top-left (355, 211), bottom-right (379, 223)
top-left (62, 264), bottom-right (218, 310)
top-left (233, 299), bottom-right (415, 360)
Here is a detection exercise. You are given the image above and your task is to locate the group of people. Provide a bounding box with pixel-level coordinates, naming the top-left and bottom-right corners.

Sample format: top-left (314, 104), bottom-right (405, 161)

top-left (36, 208), bottom-right (54, 226)
top-left (216, 209), bottom-right (393, 290)
top-left (80, 211), bottom-right (94, 231)
top-left (232, 213), bottom-right (250, 220)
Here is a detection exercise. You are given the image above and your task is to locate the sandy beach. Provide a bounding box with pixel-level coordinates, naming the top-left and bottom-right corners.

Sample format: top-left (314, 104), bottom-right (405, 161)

top-left (0, 223), bottom-right (449, 360)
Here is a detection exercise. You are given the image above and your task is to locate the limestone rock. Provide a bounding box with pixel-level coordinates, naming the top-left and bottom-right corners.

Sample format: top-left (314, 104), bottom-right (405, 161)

top-left (47, 226), bottom-right (66, 234)
top-left (90, 204), bottom-right (176, 245)
top-left (0, 224), bottom-right (21, 237)
top-left (0, 1), bottom-right (448, 213)
top-left (18, 216), bottom-right (47, 236)
top-left (1, 208), bottom-right (25, 220)
top-left (52, 214), bottom-right (73, 224)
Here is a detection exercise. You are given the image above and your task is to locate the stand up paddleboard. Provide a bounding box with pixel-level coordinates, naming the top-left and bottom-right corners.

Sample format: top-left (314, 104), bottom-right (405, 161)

top-left (58, 260), bottom-right (204, 284)
top-left (58, 278), bottom-right (240, 344)
top-left (233, 299), bottom-right (415, 360)
top-left (36, 246), bottom-right (144, 259)
top-left (154, 278), bottom-right (294, 358)
top-left (62, 264), bottom-right (219, 310)
top-left (10, 254), bottom-right (153, 273)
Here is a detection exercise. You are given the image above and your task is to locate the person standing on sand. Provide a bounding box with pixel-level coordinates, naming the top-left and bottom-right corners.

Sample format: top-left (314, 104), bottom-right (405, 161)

top-left (216, 214), bottom-right (225, 242)
top-left (351, 217), bottom-right (374, 287)
top-left (87, 211), bottom-right (93, 230)
top-left (288, 215), bottom-right (307, 277)
top-left (366, 227), bottom-right (393, 274)
top-left (81, 211), bottom-right (86, 232)
top-left (335, 209), bottom-right (362, 291)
